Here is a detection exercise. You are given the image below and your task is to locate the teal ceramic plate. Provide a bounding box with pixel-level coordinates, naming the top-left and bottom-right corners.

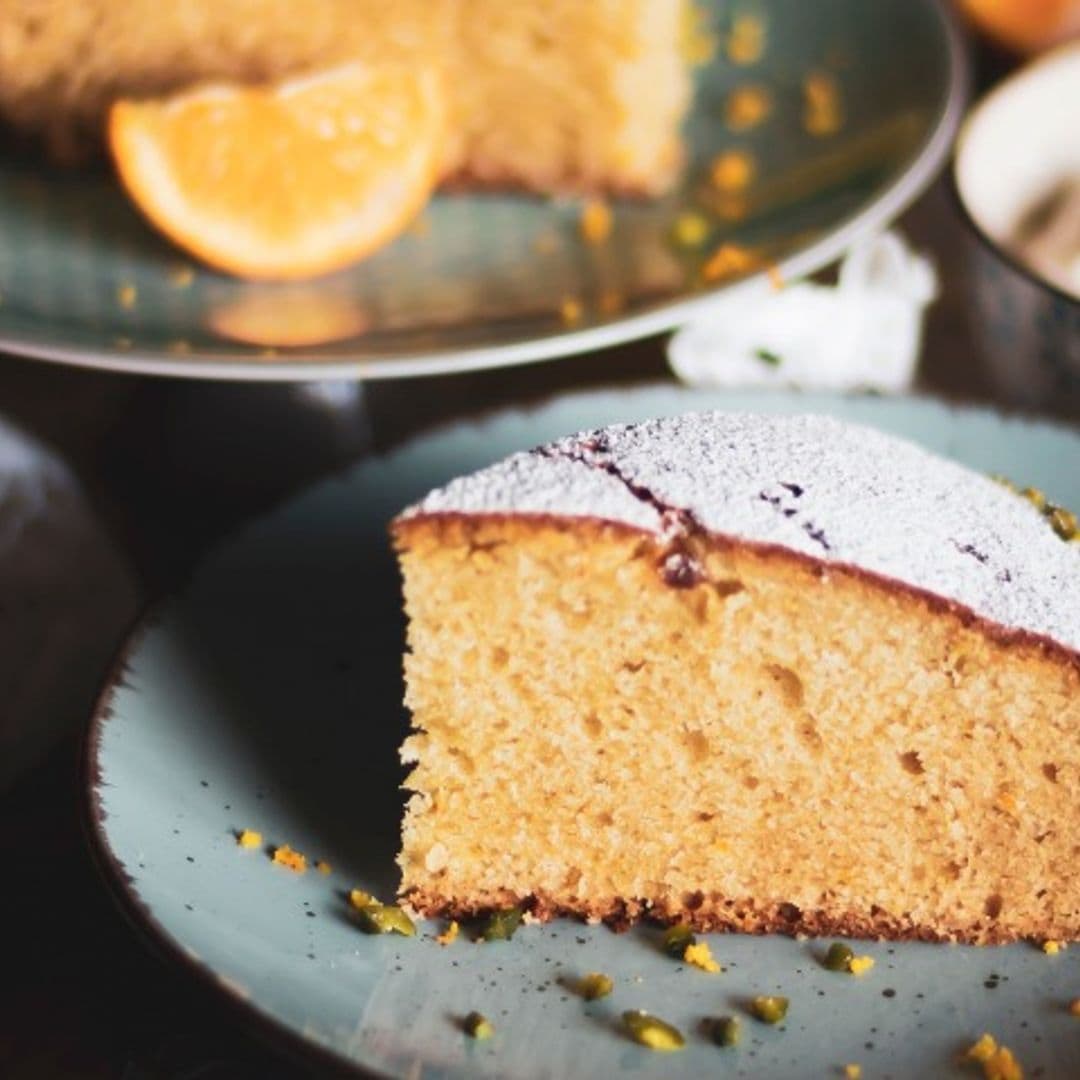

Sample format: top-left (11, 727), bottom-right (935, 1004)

top-left (0, 0), bottom-right (965, 381)
top-left (87, 387), bottom-right (1080, 1078)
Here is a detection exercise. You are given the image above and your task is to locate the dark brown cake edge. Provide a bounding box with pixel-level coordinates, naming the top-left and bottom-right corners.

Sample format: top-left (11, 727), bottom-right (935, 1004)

top-left (401, 887), bottom-right (1073, 946)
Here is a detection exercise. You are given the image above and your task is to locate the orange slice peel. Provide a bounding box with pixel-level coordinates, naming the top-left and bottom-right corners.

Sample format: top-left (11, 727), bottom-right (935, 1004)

top-left (109, 62), bottom-right (445, 280)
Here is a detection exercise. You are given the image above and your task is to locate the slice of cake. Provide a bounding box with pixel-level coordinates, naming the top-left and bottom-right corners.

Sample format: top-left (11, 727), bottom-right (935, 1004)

top-left (0, 0), bottom-right (691, 195)
top-left (392, 412), bottom-right (1080, 945)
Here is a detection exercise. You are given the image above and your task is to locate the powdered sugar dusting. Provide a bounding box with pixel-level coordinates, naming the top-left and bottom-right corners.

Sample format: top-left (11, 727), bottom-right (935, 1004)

top-left (411, 447), bottom-right (661, 532)
top-left (404, 412), bottom-right (1080, 653)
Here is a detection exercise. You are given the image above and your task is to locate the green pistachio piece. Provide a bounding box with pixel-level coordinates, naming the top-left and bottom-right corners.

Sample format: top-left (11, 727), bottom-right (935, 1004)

top-left (662, 923), bottom-right (696, 958)
top-left (480, 906), bottom-right (523, 942)
top-left (623, 1010), bottom-right (685, 1051)
top-left (750, 995), bottom-right (789, 1024)
top-left (355, 902), bottom-right (416, 937)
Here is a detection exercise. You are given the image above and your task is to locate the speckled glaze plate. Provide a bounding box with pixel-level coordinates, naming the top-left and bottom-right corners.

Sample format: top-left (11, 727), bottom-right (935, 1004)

top-left (0, 0), bottom-right (965, 381)
top-left (86, 387), bottom-right (1080, 1078)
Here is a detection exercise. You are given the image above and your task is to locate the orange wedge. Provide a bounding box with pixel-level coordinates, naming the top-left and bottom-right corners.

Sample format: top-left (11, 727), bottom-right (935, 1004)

top-left (955, 0), bottom-right (1080, 53)
top-left (109, 63), bottom-right (445, 281)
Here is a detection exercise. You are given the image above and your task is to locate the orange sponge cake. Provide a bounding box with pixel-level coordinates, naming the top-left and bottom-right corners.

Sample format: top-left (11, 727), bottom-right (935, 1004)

top-left (392, 412), bottom-right (1080, 944)
top-left (0, 0), bottom-right (691, 194)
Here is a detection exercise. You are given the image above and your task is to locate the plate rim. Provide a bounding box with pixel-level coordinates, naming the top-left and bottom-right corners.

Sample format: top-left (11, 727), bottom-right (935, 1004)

top-left (81, 621), bottom-right (385, 1079)
top-left (82, 386), bottom-right (1078, 1077)
top-left (2, 0), bottom-right (969, 383)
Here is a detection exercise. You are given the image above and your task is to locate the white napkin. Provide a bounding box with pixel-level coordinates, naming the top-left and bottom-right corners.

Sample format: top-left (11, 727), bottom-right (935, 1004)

top-left (0, 417), bottom-right (138, 789)
top-left (668, 230), bottom-right (938, 392)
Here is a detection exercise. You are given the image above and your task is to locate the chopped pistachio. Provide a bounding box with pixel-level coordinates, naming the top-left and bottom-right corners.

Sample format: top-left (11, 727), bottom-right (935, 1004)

top-left (754, 347), bottom-right (782, 367)
top-left (348, 888), bottom-right (373, 911)
top-left (464, 1011), bottom-right (494, 1040)
top-left (622, 1010), bottom-right (685, 1051)
top-left (480, 906), bottom-right (523, 942)
top-left (671, 211), bottom-right (710, 249)
top-left (355, 902), bottom-right (416, 937)
top-left (709, 1015), bottom-right (740, 1047)
top-left (578, 972), bottom-right (614, 1000)
top-left (1021, 487), bottom-right (1047, 511)
top-left (824, 942), bottom-right (855, 971)
top-left (749, 995), bottom-right (788, 1024)
top-left (990, 475), bottom-right (1078, 542)
top-left (1047, 506), bottom-right (1078, 541)
top-left (662, 923), bottom-right (696, 957)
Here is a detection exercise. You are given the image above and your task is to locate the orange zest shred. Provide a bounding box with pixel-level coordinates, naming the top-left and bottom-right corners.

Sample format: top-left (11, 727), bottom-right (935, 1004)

top-left (683, 941), bottom-right (722, 973)
top-left (436, 920), bottom-right (460, 946)
top-left (598, 288), bottom-right (624, 315)
top-left (702, 243), bottom-right (760, 282)
top-left (726, 13), bottom-right (766, 65)
top-left (724, 85), bottom-right (772, 131)
top-left (560, 297), bottom-right (584, 326)
top-left (848, 955), bottom-right (875, 976)
top-left (167, 265), bottom-right (195, 288)
top-left (710, 149), bottom-right (755, 193)
top-left (964, 1034), bottom-right (1024, 1080)
top-left (580, 199), bottom-right (614, 244)
top-left (315, 859), bottom-right (332, 875)
top-left (271, 844), bottom-right (307, 873)
top-left (803, 71), bottom-right (843, 136)
top-left (237, 829), bottom-right (262, 849)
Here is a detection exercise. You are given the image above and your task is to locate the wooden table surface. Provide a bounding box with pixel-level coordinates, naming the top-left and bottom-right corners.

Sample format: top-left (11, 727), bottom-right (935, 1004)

top-left (1, 61), bottom-right (1076, 1075)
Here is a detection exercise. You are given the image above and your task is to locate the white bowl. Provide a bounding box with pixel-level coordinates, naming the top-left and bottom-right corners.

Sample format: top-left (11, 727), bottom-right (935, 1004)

top-left (953, 41), bottom-right (1080, 410)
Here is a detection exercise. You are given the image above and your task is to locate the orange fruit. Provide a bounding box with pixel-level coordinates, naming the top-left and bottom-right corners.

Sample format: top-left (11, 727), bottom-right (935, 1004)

top-left (955, 0), bottom-right (1080, 53)
top-left (109, 63), bottom-right (445, 280)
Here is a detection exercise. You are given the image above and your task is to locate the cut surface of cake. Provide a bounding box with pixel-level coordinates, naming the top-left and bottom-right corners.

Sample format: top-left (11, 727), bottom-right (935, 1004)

top-left (392, 412), bottom-right (1080, 945)
top-left (0, 0), bottom-right (691, 195)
